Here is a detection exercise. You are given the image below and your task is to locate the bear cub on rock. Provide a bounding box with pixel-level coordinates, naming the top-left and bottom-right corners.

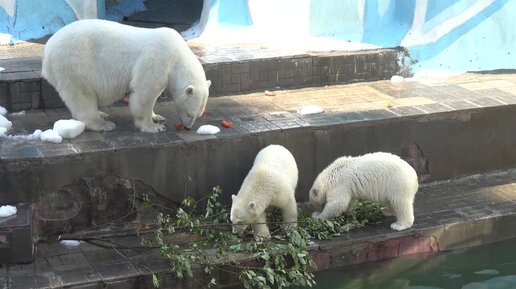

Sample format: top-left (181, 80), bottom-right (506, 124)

top-left (309, 152), bottom-right (418, 231)
top-left (230, 145), bottom-right (298, 240)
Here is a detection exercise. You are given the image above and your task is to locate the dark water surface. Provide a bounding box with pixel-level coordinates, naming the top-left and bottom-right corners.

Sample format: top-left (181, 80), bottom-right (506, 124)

top-left (290, 237), bottom-right (516, 289)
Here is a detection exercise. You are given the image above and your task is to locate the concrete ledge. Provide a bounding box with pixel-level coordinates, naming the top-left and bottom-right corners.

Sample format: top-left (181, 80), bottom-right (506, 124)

top-left (3, 168), bottom-right (516, 287)
top-left (0, 43), bottom-right (400, 110)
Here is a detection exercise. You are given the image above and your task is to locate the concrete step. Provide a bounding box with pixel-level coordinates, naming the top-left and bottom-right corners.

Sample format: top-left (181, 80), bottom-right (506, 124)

top-left (1, 73), bottom-right (516, 242)
top-left (0, 41), bottom-right (400, 111)
top-left (3, 168), bottom-right (516, 286)
top-left (0, 203), bottom-right (33, 265)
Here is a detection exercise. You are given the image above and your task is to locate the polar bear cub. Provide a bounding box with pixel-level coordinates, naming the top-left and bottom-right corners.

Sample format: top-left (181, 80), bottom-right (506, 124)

top-left (42, 19), bottom-right (211, 133)
top-left (230, 145), bottom-right (298, 239)
top-left (309, 152), bottom-right (418, 231)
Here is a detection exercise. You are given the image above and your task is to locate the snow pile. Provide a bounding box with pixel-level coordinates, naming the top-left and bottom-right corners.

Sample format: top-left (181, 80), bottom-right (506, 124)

top-left (2, 129), bottom-right (42, 141)
top-left (196, 125), bottom-right (220, 135)
top-left (40, 129), bottom-right (63, 143)
top-left (391, 75), bottom-right (405, 83)
top-left (0, 66), bottom-right (4, 73)
top-left (0, 205), bottom-right (17, 217)
top-left (10, 110), bottom-right (25, 116)
top-left (53, 119), bottom-right (85, 139)
top-left (297, 105), bottom-right (324, 115)
top-left (59, 240), bottom-right (81, 247)
top-left (0, 114), bottom-right (12, 130)
top-left (0, 106), bottom-right (85, 142)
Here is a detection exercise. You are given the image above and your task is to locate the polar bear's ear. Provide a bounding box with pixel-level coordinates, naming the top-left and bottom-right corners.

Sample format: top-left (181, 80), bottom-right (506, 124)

top-left (231, 194), bottom-right (237, 201)
top-left (206, 80), bottom-right (212, 88)
top-left (186, 86), bottom-right (194, 95)
top-left (247, 201), bottom-right (257, 212)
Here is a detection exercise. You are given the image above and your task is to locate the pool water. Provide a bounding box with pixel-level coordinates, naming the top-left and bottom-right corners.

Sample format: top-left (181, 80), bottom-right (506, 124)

top-left (291, 238), bottom-right (516, 289)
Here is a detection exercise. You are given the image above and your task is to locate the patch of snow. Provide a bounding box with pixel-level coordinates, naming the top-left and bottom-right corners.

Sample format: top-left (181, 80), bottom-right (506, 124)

top-left (475, 269), bottom-right (499, 275)
top-left (53, 119), bottom-right (85, 139)
top-left (0, 114), bottom-right (12, 130)
top-left (0, 105), bottom-right (6, 116)
top-left (0, 67), bottom-right (4, 73)
top-left (59, 240), bottom-right (81, 247)
top-left (391, 75), bottom-right (405, 83)
top-left (297, 105), bottom-right (324, 115)
top-left (196, 125), bottom-right (220, 135)
top-left (413, 70), bottom-right (465, 79)
top-left (10, 110), bottom-right (25, 116)
top-left (5, 129), bottom-right (43, 141)
top-left (0, 205), bottom-right (17, 217)
top-left (40, 129), bottom-right (63, 143)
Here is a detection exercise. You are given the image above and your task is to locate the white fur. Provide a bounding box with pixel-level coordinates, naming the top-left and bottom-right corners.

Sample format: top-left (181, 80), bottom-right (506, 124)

top-left (42, 19), bottom-right (211, 133)
top-left (230, 145), bottom-right (298, 240)
top-left (309, 152), bottom-right (419, 231)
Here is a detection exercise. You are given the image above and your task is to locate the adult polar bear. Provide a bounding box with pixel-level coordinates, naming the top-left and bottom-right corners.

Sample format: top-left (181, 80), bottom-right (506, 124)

top-left (42, 19), bottom-right (211, 133)
top-left (231, 145), bottom-right (298, 240)
top-left (309, 152), bottom-right (418, 231)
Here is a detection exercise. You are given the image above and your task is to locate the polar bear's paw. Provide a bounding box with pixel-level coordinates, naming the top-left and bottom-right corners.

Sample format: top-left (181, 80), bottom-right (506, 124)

top-left (137, 121), bottom-right (166, 133)
top-left (152, 113), bottom-right (165, 123)
top-left (99, 111), bottom-right (110, 119)
top-left (86, 120), bottom-right (116, 131)
top-left (390, 222), bottom-right (411, 231)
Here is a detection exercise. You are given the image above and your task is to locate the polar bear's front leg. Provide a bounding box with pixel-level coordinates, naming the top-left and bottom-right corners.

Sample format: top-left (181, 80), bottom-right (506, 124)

top-left (314, 194), bottom-right (352, 220)
top-left (129, 92), bottom-right (165, 133)
top-left (251, 212), bottom-right (271, 241)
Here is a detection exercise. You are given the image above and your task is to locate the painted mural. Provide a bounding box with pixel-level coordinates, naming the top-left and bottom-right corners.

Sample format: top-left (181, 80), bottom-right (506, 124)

top-left (0, 0), bottom-right (145, 44)
top-left (1, 0), bottom-right (514, 73)
top-left (186, 0), bottom-right (516, 73)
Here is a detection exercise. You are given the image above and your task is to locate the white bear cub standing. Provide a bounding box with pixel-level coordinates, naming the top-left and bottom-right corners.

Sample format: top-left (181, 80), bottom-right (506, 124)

top-left (231, 145), bottom-right (298, 240)
top-left (42, 19), bottom-right (211, 133)
top-left (309, 152), bottom-right (418, 231)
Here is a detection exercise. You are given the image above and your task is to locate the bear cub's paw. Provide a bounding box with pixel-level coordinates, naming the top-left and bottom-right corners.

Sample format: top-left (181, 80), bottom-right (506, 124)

top-left (390, 222), bottom-right (411, 231)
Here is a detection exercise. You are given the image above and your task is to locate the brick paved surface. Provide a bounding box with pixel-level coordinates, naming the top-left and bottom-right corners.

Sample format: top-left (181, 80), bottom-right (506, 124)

top-left (0, 40), bottom-right (399, 109)
top-left (1, 168), bottom-right (516, 288)
top-left (0, 72), bottom-right (515, 161)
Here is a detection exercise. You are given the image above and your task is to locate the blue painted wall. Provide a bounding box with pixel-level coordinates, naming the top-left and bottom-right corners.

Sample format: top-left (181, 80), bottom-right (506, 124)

top-left (196, 0), bottom-right (515, 73)
top-left (0, 0), bottom-right (145, 44)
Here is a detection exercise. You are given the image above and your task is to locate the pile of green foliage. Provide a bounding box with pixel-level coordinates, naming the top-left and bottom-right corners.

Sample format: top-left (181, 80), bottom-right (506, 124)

top-left (147, 186), bottom-right (383, 289)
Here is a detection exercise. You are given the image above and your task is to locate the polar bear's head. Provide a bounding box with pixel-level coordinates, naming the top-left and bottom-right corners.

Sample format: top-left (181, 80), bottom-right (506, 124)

top-left (230, 194), bottom-right (259, 235)
top-left (309, 178), bottom-right (328, 212)
top-left (174, 80), bottom-right (211, 129)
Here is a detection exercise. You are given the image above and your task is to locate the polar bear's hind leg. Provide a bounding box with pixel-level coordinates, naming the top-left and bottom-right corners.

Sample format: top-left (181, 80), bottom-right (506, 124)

top-left (62, 90), bottom-right (115, 131)
top-left (390, 199), bottom-right (414, 231)
top-left (281, 194), bottom-right (298, 230)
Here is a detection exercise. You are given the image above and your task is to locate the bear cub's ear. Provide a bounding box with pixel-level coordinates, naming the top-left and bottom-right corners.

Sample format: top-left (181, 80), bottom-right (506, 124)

top-left (247, 201), bottom-right (257, 212)
top-left (232, 194), bottom-right (237, 201)
top-left (186, 86), bottom-right (194, 95)
top-left (206, 80), bottom-right (211, 88)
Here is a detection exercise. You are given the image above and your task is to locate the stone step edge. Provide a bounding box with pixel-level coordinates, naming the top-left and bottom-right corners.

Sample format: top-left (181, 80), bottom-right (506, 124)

top-left (0, 48), bottom-right (401, 111)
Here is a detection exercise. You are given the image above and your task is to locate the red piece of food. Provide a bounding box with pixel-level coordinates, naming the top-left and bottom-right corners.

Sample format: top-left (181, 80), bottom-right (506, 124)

top-left (175, 123), bottom-right (184, 130)
top-left (221, 120), bottom-right (233, 128)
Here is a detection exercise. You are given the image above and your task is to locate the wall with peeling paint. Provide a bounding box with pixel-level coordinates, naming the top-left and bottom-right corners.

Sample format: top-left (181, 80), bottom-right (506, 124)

top-left (187, 0), bottom-right (515, 73)
top-left (0, 0), bottom-right (145, 44)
